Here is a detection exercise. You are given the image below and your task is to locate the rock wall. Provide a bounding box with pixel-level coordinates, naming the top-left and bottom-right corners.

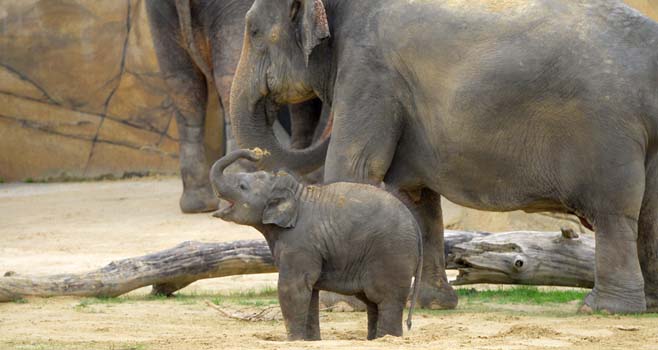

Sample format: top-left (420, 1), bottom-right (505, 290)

top-left (0, 0), bottom-right (223, 182)
top-left (0, 0), bottom-right (656, 182)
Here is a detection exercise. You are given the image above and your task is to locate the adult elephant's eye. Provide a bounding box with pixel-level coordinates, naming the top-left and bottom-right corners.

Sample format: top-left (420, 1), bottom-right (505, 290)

top-left (239, 183), bottom-right (248, 191)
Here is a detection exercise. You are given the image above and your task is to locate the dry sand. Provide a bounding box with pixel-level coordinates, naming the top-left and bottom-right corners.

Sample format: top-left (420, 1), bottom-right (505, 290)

top-left (1, 177), bottom-right (656, 350)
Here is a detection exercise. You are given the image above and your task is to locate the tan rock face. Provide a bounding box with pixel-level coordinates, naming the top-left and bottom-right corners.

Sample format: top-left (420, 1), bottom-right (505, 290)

top-left (0, 0), bottom-right (192, 181)
top-left (0, 0), bottom-right (656, 182)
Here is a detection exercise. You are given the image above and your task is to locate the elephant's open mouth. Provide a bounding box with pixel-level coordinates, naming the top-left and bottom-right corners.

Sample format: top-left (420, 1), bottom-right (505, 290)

top-left (212, 199), bottom-right (234, 218)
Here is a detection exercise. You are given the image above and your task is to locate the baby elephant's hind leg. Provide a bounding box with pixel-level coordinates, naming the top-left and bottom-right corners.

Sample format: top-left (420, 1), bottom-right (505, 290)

top-left (375, 300), bottom-right (404, 338)
top-left (356, 294), bottom-right (378, 340)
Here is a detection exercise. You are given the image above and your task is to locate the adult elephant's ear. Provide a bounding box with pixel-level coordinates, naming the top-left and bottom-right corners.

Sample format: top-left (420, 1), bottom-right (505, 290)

top-left (262, 173), bottom-right (299, 228)
top-left (292, 0), bottom-right (330, 65)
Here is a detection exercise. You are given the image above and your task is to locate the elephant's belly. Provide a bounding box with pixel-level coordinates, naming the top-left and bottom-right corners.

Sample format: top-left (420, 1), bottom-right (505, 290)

top-left (314, 274), bottom-right (363, 296)
top-left (393, 121), bottom-right (574, 213)
top-left (434, 169), bottom-right (565, 213)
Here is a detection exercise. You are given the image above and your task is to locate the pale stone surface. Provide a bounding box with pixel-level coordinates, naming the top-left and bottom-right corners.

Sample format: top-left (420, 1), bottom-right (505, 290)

top-left (0, 0), bottom-right (184, 182)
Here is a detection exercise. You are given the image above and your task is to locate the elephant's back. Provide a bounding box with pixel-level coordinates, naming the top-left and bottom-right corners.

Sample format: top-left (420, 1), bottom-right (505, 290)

top-left (319, 182), bottom-right (420, 239)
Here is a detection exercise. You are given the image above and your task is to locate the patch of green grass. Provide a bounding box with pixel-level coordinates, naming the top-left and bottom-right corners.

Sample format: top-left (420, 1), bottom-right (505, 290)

top-left (456, 286), bottom-right (588, 305)
top-left (0, 177), bottom-right (4, 183)
top-left (211, 287), bottom-right (279, 307)
top-left (12, 344), bottom-right (50, 350)
top-left (227, 287), bottom-right (278, 299)
top-left (70, 287), bottom-right (279, 309)
top-left (13, 298), bottom-right (28, 304)
top-left (235, 298), bottom-right (279, 307)
top-left (109, 344), bottom-right (147, 350)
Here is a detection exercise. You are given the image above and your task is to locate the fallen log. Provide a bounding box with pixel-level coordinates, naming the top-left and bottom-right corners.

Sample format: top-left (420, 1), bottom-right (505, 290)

top-left (0, 229), bottom-right (594, 302)
top-left (0, 240), bottom-right (276, 302)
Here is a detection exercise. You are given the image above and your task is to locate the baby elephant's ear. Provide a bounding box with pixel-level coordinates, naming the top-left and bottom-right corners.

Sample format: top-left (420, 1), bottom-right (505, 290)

top-left (262, 188), bottom-right (298, 228)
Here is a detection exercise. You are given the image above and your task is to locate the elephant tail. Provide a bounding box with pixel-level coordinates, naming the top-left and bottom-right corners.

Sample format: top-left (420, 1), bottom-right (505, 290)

top-left (174, 0), bottom-right (213, 81)
top-left (406, 219), bottom-right (423, 331)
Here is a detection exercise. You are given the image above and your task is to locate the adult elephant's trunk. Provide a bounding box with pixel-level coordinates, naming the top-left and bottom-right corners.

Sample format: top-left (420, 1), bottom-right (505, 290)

top-left (230, 36), bottom-right (329, 175)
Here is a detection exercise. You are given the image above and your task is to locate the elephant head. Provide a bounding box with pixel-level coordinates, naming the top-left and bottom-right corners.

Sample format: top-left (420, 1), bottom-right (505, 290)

top-left (210, 148), bottom-right (301, 228)
top-left (230, 0), bottom-right (330, 174)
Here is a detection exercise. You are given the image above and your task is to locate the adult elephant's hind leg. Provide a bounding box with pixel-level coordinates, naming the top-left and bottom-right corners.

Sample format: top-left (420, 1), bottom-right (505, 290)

top-left (582, 161), bottom-right (647, 313)
top-left (584, 213), bottom-right (646, 313)
top-left (412, 190), bottom-right (458, 310)
top-left (639, 156), bottom-right (658, 312)
top-left (146, 1), bottom-right (217, 213)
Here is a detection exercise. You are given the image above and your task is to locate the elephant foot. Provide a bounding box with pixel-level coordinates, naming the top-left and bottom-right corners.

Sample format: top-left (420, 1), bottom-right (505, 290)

top-left (646, 294), bottom-right (658, 313)
top-left (418, 279), bottom-right (458, 310)
top-left (579, 287), bottom-right (646, 314)
top-left (180, 186), bottom-right (218, 213)
top-left (304, 334), bottom-right (321, 341)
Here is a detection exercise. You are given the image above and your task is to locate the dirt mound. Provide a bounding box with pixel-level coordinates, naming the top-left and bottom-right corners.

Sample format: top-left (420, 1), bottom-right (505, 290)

top-left (494, 324), bottom-right (562, 339)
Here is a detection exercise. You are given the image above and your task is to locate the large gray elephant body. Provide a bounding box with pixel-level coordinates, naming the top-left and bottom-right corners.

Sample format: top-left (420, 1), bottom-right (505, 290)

top-left (230, 0), bottom-right (658, 313)
top-left (144, 0), bottom-right (328, 213)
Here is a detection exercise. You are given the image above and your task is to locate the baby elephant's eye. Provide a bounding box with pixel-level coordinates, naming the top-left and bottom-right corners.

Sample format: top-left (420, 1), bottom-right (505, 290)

top-left (239, 183), bottom-right (248, 191)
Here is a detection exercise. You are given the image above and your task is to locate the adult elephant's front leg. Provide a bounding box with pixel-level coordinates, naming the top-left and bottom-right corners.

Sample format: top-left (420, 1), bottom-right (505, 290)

top-left (408, 189), bottom-right (458, 309)
top-left (322, 77), bottom-right (401, 184)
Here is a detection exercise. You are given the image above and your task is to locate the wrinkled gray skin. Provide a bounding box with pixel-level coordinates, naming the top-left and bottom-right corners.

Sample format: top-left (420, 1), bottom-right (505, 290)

top-left (230, 0), bottom-right (658, 313)
top-left (144, 0), bottom-right (329, 213)
top-left (210, 149), bottom-right (423, 340)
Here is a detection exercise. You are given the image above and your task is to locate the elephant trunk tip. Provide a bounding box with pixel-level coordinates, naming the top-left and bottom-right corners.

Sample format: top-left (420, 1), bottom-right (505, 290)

top-left (249, 147), bottom-right (270, 161)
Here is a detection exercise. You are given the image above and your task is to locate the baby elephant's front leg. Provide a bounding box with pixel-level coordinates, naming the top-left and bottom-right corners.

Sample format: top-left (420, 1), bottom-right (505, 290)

top-left (278, 273), bottom-right (316, 341)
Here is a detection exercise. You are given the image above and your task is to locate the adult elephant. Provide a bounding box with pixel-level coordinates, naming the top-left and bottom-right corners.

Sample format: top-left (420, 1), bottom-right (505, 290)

top-left (230, 0), bottom-right (658, 313)
top-left (145, 0), bottom-right (328, 213)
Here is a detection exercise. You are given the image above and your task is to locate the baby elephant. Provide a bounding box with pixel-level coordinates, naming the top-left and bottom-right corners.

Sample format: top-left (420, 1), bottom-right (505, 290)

top-left (210, 149), bottom-right (423, 340)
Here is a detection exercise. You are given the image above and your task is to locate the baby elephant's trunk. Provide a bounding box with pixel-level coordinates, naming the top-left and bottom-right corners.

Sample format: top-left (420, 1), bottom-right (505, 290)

top-left (406, 221), bottom-right (423, 331)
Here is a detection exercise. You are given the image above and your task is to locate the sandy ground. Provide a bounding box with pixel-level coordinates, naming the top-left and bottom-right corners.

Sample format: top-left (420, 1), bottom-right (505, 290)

top-left (1, 177), bottom-right (657, 350)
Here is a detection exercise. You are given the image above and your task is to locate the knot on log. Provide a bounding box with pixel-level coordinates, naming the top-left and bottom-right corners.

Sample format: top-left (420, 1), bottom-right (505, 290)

top-left (560, 227), bottom-right (579, 239)
top-left (513, 255), bottom-right (526, 271)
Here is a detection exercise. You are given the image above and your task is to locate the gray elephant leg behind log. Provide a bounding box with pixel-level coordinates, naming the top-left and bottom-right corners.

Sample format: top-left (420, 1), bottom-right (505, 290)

top-left (403, 189), bottom-right (457, 309)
